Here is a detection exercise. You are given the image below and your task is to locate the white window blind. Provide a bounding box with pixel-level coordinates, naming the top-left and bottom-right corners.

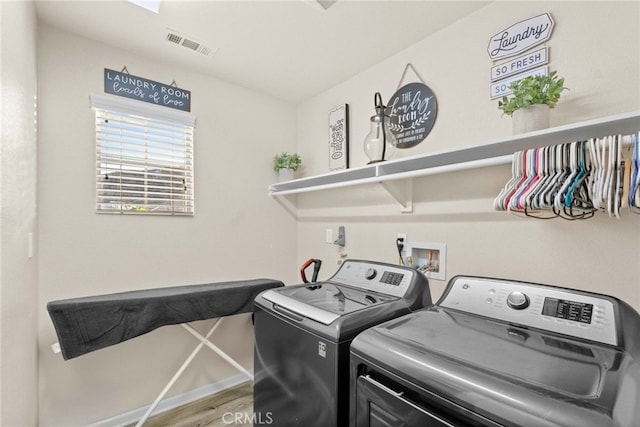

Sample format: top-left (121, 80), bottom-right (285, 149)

top-left (90, 93), bottom-right (195, 215)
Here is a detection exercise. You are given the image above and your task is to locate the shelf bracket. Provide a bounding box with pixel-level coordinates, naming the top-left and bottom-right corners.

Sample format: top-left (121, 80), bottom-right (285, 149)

top-left (380, 179), bottom-right (413, 213)
top-left (272, 194), bottom-right (298, 219)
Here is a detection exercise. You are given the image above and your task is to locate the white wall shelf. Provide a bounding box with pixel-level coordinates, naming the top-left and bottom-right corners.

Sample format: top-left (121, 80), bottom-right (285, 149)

top-left (269, 111), bottom-right (640, 213)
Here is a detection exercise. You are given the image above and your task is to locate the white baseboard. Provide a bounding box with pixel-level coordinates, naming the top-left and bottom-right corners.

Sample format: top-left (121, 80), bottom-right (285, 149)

top-left (89, 372), bottom-right (253, 427)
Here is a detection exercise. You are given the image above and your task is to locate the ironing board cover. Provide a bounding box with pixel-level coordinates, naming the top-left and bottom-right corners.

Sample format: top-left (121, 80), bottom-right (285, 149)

top-left (47, 279), bottom-right (284, 360)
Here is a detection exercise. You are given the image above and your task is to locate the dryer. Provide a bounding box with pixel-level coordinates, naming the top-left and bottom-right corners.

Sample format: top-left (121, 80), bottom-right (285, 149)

top-left (350, 275), bottom-right (640, 427)
top-left (254, 259), bottom-right (430, 427)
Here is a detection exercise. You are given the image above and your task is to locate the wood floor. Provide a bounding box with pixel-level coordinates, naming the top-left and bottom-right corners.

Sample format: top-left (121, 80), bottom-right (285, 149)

top-left (133, 381), bottom-right (254, 427)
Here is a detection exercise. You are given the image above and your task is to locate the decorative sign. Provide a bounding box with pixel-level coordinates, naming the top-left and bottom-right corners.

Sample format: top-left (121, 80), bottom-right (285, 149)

top-left (328, 104), bottom-right (349, 170)
top-left (490, 66), bottom-right (548, 100)
top-left (487, 13), bottom-right (554, 61)
top-left (491, 47), bottom-right (548, 82)
top-left (104, 68), bottom-right (191, 112)
top-left (386, 82), bottom-right (437, 149)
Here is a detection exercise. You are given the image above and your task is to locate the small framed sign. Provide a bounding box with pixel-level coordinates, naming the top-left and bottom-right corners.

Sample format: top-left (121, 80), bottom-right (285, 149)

top-left (328, 104), bottom-right (349, 170)
top-left (386, 82), bottom-right (437, 149)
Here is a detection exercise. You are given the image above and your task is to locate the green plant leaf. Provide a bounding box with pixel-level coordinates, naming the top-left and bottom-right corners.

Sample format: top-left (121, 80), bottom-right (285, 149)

top-left (497, 71), bottom-right (568, 116)
top-left (273, 152), bottom-right (302, 171)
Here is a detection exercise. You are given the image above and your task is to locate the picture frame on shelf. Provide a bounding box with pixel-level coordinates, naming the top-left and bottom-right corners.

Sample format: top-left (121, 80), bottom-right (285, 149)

top-left (328, 104), bottom-right (349, 171)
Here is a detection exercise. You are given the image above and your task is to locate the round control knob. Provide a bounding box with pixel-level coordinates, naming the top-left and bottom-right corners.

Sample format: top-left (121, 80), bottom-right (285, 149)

top-left (365, 268), bottom-right (377, 280)
top-left (506, 291), bottom-right (530, 310)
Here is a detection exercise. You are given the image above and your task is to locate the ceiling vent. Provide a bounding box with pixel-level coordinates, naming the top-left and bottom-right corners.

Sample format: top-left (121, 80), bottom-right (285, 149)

top-left (165, 29), bottom-right (215, 56)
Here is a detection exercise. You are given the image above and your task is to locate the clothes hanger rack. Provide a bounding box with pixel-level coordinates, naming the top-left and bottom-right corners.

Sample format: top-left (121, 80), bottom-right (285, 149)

top-left (495, 132), bottom-right (640, 219)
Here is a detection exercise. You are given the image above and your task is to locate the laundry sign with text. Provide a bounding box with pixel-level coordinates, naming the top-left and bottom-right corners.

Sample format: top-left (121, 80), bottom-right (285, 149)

top-left (386, 82), bottom-right (437, 149)
top-left (104, 68), bottom-right (191, 112)
top-left (487, 13), bottom-right (554, 61)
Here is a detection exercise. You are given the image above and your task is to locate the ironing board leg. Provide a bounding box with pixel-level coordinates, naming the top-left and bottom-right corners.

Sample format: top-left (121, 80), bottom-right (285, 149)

top-left (181, 323), bottom-right (254, 381)
top-left (135, 318), bottom-right (224, 427)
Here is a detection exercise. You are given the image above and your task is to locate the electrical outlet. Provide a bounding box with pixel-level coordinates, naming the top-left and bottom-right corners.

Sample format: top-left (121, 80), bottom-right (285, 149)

top-left (326, 229), bottom-right (333, 243)
top-left (397, 233), bottom-right (407, 243)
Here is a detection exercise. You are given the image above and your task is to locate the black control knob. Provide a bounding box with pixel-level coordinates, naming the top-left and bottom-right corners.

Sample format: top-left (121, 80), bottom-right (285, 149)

top-left (506, 291), bottom-right (530, 310)
top-left (365, 268), bottom-right (377, 280)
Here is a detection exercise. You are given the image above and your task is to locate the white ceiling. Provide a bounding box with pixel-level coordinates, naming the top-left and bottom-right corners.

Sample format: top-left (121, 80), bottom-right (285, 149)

top-left (35, 0), bottom-right (491, 104)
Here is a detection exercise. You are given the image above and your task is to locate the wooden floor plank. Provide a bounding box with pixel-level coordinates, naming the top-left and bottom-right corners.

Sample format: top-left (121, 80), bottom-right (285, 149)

top-left (129, 382), bottom-right (254, 427)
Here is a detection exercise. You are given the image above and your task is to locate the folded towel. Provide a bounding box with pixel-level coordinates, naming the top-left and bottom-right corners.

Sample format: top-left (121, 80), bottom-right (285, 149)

top-left (47, 279), bottom-right (284, 360)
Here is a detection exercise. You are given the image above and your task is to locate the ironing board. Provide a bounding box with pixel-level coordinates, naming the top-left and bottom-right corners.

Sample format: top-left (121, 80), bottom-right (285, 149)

top-left (47, 278), bottom-right (283, 425)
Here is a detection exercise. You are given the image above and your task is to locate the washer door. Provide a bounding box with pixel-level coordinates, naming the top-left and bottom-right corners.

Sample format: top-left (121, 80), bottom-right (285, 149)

top-left (355, 375), bottom-right (456, 427)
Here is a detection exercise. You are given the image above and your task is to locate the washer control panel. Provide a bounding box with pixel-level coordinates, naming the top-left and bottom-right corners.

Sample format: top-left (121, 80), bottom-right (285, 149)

top-left (439, 276), bottom-right (618, 346)
top-left (330, 260), bottom-right (417, 298)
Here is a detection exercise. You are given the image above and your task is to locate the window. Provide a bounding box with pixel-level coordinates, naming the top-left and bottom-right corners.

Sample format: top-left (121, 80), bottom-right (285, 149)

top-left (90, 93), bottom-right (195, 215)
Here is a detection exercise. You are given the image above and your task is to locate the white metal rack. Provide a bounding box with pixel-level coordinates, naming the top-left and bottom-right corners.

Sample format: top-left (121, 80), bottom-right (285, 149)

top-left (269, 111), bottom-right (640, 213)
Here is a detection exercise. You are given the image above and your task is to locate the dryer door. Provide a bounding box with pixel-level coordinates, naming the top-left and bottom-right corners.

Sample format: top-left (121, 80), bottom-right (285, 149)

top-left (355, 375), bottom-right (456, 427)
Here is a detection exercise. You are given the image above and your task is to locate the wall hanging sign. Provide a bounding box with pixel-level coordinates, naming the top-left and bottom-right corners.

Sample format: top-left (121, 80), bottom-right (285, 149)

top-left (490, 66), bottom-right (548, 99)
top-left (104, 68), bottom-right (191, 112)
top-left (386, 81), bottom-right (437, 149)
top-left (328, 104), bottom-right (349, 170)
top-left (490, 46), bottom-right (549, 82)
top-left (487, 13), bottom-right (554, 61)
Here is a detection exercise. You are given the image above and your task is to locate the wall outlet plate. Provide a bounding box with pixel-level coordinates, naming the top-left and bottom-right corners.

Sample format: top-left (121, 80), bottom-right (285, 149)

top-left (326, 228), bottom-right (333, 243)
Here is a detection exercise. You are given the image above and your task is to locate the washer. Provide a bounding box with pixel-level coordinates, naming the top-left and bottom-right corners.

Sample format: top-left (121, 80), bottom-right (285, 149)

top-left (253, 259), bottom-right (430, 427)
top-left (350, 275), bottom-right (640, 427)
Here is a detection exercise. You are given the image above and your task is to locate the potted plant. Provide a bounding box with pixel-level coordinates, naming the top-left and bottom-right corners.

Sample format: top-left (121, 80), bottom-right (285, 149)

top-left (498, 70), bottom-right (568, 133)
top-left (273, 152), bottom-right (302, 182)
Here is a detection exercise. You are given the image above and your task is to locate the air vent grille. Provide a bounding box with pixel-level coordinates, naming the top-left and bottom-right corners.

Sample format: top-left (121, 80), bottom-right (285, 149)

top-left (166, 33), bottom-right (182, 44)
top-left (165, 29), bottom-right (216, 56)
top-left (181, 38), bottom-right (199, 51)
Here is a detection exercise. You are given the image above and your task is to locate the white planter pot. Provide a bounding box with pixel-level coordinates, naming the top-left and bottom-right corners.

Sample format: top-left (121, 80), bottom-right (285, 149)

top-left (512, 104), bottom-right (550, 134)
top-left (278, 168), bottom-right (295, 182)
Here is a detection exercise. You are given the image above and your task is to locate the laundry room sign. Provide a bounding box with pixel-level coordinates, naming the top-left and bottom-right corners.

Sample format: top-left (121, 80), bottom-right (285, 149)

top-left (487, 13), bottom-right (554, 61)
top-left (104, 68), bottom-right (191, 112)
top-left (487, 13), bottom-right (554, 99)
top-left (386, 82), bottom-right (437, 149)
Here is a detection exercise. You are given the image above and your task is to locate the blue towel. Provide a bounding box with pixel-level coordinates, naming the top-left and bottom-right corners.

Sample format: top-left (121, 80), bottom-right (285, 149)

top-left (47, 279), bottom-right (284, 360)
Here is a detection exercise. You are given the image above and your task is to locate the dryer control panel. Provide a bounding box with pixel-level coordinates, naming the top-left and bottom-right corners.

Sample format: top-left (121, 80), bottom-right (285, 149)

top-left (330, 260), bottom-right (420, 298)
top-left (439, 276), bottom-right (618, 346)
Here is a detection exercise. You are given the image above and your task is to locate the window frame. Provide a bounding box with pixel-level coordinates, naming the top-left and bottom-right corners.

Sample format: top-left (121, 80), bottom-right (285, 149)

top-left (90, 93), bottom-right (196, 216)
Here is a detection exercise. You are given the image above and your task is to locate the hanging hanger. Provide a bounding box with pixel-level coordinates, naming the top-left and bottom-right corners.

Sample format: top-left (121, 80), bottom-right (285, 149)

top-left (528, 146), bottom-right (548, 211)
top-left (605, 135), bottom-right (617, 217)
top-left (564, 141), bottom-right (586, 209)
top-left (525, 146), bottom-right (558, 219)
top-left (563, 141), bottom-right (596, 220)
top-left (495, 150), bottom-right (525, 211)
top-left (630, 132), bottom-right (640, 213)
top-left (620, 138), bottom-right (632, 210)
top-left (514, 149), bottom-right (540, 211)
top-left (613, 134), bottom-right (624, 218)
top-left (586, 138), bottom-right (598, 207)
top-left (538, 144), bottom-right (564, 210)
top-left (553, 142), bottom-right (578, 217)
top-left (508, 150), bottom-right (535, 213)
